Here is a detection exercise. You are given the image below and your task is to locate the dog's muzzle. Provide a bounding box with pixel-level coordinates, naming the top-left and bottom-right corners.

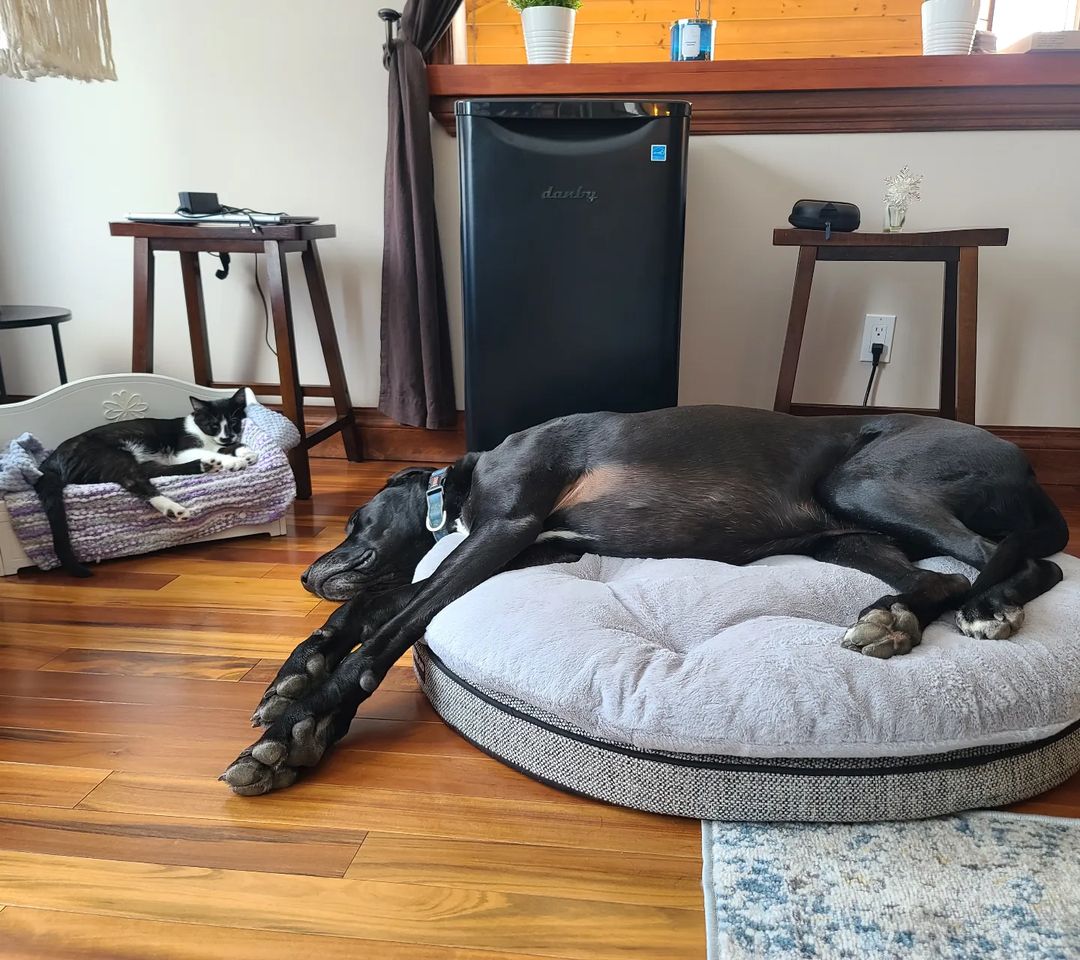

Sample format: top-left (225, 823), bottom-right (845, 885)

top-left (301, 548), bottom-right (376, 599)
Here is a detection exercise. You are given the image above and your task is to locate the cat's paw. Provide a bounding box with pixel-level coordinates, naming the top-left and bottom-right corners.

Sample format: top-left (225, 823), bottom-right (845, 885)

top-left (235, 446), bottom-right (260, 466)
top-left (220, 456), bottom-right (246, 472)
top-left (151, 495), bottom-right (192, 522)
top-left (200, 455), bottom-right (225, 473)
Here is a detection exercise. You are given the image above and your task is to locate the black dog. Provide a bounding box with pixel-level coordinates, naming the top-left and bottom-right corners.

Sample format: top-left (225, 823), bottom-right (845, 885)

top-left (222, 406), bottom-right (1067, 795)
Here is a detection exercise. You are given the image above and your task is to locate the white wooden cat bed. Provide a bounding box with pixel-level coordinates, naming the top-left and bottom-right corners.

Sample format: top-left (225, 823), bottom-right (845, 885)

top-left (0, 374), bottom-right (294, 576)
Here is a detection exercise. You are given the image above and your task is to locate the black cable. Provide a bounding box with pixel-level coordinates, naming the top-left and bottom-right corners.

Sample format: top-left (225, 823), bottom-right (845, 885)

top-left (174, 204), bottom-right (288, 234)
top-left (862, 341), bottom-right (885, 407)
top-left (253, 253), bottom-right (277, 357)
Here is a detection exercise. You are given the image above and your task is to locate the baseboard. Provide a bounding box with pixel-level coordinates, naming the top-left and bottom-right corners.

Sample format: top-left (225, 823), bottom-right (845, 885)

top-left (306, 407), bottom-right (466, 463)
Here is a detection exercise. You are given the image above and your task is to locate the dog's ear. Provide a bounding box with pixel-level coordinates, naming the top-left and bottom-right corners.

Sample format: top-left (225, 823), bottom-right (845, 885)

top-left (384, 467), bottom-right (432, 490)
top-left (189, 396), bottom-right (209, 413)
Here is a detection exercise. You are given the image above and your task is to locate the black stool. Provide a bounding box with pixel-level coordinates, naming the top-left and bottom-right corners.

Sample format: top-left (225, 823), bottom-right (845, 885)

top-left (0, 305), bottom-right (71, 400)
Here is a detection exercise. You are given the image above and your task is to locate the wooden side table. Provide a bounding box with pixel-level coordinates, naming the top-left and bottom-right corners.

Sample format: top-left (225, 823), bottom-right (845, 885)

top-left (0, 306), bottom-right (71, 401)
top-left (772, 228), bottom-right (1009, 424)
top-left (109, 221), bottom-right (362, 499)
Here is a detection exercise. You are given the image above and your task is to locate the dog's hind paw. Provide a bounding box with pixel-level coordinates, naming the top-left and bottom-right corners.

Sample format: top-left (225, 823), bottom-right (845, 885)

top-left (956, 602), bottom-right (1024, 641)
top-left (842, 603), bottom-right (922, 659)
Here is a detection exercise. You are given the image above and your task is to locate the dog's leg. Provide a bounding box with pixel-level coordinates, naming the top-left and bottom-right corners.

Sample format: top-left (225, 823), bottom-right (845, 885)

top-left (502, 541), bottom-right (587, 571)
top-left (250, 542), bottom-right (584, 731)
top-left (956, 558), bottom-right (1063, 640)
top-left (250, 584), bottom-right (419, 726)
top-left (222, 514), bottom-right (546, 794)
top-left (821, 478), bottom-right (997, 570)
top-left (815, 534), bottom-right (970, 659)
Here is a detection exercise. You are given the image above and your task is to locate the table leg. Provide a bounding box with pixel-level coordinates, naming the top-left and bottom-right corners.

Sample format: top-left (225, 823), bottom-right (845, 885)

top-left (773, 245), bottom-right (817, 414)
top-left (939, 259), bottom-right (958, 420)
top-left (956, 247), bottom-right (979, 424)
top-left (302, 241), bottom-right (362, 461)
top-left (264, 239), bottom-right (311, 500)
top-left (132, 238), bottom-right (155, 373)
top-left (51, 322), bottom-right (68, 384)
top-left (180, 251), bottom-right (213, 386)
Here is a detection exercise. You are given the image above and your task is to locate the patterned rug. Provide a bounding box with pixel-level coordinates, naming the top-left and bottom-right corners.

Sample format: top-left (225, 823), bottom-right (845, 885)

top-left (702, 812), bottom-right (1080, 960)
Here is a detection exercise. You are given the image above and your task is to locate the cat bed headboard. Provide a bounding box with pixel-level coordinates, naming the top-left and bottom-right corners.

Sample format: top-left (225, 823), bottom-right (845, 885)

top-left (0, 373), bottom-right (299, 450)
top-left (0, 374), bottom-right (298, 575)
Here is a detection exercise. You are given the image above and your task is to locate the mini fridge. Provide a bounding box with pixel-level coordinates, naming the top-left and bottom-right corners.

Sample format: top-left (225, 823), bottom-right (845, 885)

top-left (457, 99), bottom-right (691, 452)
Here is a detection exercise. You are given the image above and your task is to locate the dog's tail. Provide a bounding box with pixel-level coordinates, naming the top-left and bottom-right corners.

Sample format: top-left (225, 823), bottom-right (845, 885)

top-left (967, 476), bottom-right (1068, 597)
top-left (33, 469), bottom-right (92, 577)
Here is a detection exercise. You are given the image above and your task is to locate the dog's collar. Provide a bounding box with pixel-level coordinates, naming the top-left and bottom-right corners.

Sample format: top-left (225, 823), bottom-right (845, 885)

top-left (425, 467), bottom-right (451, 541)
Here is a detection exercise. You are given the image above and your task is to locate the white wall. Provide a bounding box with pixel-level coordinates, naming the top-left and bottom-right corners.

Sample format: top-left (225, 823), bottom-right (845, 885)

top-left (0, 0), bottom-right (397, 403)
top-left (2, 0), bottom-right (1078, 426)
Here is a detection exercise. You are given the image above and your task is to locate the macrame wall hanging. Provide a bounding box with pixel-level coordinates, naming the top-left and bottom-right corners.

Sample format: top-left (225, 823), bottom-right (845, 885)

top-left (0, 0), bottom-right (116, 81)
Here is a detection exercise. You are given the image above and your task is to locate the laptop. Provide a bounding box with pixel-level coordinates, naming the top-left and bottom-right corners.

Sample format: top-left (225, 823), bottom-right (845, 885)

top-left (126, 212), bottom-right (319, 225)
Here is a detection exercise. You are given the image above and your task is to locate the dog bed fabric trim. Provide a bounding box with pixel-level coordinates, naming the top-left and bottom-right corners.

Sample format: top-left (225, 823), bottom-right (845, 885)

top-left (414, 644), bottom-right (1080, 822)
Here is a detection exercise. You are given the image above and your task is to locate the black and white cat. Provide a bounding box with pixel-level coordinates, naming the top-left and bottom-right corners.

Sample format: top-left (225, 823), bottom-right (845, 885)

top-left (34, 387), bottom-right (259, 577)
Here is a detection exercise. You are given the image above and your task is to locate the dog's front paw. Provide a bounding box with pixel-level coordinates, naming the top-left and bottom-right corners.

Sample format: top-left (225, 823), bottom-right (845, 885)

top-left (842, 602), bottom-right (921, 658)
top-left (235, 446), bottom-right (260, 466)
top-left (251, 651), bottom-right (328, 727)
top-left (221, 709), bottom-right (338, 796)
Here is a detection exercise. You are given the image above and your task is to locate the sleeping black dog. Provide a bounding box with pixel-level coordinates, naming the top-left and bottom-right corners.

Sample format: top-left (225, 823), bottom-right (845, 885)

top-left (222, 405), bottom-right (1067, 795)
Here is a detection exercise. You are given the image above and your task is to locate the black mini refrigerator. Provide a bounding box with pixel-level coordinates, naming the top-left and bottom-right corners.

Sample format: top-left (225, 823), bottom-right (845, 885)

top-left (457, 99), bottom-right (690, 451)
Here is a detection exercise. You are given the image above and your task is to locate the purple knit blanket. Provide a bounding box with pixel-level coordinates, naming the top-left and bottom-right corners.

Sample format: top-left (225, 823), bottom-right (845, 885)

top-left (4, 422), bottom-right (295, 571)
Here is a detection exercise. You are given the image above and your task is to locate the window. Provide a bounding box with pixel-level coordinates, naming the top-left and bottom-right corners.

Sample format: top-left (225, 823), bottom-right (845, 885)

top-left (459, 0), bottom-right (1080, 65)
top-left (991, 0), bottom-right (1079, 49)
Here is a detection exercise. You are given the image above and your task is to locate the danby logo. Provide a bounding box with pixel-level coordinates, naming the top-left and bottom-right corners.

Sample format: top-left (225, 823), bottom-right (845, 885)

top-left (541, 186), bottom-right (597, 203)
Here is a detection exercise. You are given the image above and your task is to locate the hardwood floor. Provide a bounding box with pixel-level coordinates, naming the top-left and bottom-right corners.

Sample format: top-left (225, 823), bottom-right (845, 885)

top-left (0, 460), bottom-right (1076, 959)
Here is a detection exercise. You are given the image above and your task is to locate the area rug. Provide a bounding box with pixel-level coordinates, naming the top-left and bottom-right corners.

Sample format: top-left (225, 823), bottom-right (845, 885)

top-left (702, 811), bottom-right (1080, 959)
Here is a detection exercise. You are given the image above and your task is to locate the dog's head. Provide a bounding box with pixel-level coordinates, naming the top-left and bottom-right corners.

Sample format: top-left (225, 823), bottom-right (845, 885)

top-left (301, 467), bottom-right (435, 600)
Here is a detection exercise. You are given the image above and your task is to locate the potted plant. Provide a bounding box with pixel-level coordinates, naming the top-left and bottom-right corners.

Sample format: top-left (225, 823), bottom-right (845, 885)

top-left (509, 0), bottom-right (581, 65)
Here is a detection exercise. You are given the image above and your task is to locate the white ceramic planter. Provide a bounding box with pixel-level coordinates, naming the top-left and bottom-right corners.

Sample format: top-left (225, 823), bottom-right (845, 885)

top-left (521, 6), bottom-right (576, 64)
top-left (921, 0), bottom-right (979, 55)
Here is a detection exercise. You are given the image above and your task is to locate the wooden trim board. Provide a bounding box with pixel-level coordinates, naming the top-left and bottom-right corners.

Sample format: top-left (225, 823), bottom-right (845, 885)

top-left (429, 53), bottom-right (1080, 135)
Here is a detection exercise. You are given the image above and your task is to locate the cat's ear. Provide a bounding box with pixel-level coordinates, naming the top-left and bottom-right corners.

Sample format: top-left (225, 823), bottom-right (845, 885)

top-left (231, 387), bottom-right (249, 409)
top-left (189, 396), bottom-right (209, 413)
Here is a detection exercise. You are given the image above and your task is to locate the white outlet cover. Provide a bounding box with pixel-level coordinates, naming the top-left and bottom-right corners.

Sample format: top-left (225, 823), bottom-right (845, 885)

top-left (860, 314), bottom-right (896, 363)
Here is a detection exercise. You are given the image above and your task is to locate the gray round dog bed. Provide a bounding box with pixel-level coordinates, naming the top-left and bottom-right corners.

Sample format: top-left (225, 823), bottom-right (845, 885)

top-left (413, 537), bottom-right (1080, 822)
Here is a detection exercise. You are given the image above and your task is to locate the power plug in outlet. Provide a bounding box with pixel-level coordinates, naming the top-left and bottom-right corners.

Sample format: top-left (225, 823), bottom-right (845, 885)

top-left (860, 314), bottom-right (896, 363)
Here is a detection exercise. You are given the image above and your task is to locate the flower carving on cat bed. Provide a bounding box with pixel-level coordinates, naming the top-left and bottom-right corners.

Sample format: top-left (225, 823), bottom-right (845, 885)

top-left (102, 390), bottom-right (149, 421)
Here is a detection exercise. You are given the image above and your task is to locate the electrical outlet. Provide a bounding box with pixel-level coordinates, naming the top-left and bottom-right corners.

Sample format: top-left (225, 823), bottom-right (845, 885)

top-left (860, 314), bottom-right (896, 363)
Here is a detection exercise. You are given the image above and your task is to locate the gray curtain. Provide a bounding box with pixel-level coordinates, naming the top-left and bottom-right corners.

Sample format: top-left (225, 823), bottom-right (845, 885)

top-left (378, 0), bottom-right (460, 429)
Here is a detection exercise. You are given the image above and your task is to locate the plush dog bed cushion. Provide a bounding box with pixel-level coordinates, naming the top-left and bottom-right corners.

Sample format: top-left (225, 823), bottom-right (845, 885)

top-left (414, 539), bottom-right (1080, 820)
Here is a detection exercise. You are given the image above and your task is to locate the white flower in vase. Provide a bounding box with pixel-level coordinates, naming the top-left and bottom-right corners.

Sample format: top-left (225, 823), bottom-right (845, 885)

top-left (883, 166), bottom-right (924, 232)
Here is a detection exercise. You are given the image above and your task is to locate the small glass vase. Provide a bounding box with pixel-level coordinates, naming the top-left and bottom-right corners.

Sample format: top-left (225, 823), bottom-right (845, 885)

top-left (884, 203), bottom-right (907, 232)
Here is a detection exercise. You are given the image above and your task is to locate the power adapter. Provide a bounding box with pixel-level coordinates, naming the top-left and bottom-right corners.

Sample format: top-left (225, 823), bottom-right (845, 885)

top-left (178, 191), bottom-right (221, 215)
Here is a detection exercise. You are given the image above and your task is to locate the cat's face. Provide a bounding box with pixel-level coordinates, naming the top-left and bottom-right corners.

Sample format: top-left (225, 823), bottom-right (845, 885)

top-left (190, 388), bottom-right (247, 445)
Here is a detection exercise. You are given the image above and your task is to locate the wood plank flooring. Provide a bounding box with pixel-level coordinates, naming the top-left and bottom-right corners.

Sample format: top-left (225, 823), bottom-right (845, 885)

top-left (0, 459), bottom-right (1076, 959)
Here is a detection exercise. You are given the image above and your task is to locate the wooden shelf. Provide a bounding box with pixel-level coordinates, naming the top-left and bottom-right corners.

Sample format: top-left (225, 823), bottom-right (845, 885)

top-left (429, 52), bottom-right (1080, 135)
